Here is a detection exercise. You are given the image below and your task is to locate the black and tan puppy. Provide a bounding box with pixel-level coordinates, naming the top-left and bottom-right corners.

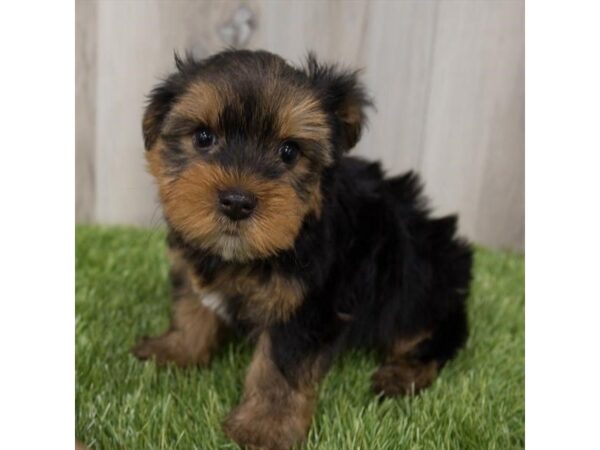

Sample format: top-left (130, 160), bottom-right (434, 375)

top-left (133, 49), bottom-right (472, 450)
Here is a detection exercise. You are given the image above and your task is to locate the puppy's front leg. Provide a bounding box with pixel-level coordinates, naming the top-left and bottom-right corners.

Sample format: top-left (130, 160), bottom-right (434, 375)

top-left (224, 332), bottom-right (328, 450)
top-left (132, 246), bottom-right (229, 367)
top-left (132, 295), bottom-right (227, 367)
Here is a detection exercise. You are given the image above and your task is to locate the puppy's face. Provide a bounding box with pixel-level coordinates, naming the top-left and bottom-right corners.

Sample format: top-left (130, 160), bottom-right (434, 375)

top-left (143, 51), bottom-right (370, 261)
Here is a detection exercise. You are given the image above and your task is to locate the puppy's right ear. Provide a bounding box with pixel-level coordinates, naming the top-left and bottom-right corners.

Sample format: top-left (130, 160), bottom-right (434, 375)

top-left (142, 53), bottom-right (193, 150)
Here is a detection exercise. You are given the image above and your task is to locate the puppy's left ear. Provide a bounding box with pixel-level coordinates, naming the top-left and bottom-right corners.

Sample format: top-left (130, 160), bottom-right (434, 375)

top-left (305, 53), bottom-right (373, 151)
top-left (143, 81), bottom-right (179, 150)
top-left (142, 53), bottom-right (197, 150)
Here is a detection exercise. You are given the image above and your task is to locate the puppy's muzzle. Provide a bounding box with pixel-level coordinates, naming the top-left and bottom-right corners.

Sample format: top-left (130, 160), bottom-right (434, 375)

top-left (218, 188), bottom-right (257, 221)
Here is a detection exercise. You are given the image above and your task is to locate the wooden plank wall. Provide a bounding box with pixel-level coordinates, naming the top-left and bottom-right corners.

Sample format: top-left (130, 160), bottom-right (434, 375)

top-left (76, 0), bottom-right (524, 251)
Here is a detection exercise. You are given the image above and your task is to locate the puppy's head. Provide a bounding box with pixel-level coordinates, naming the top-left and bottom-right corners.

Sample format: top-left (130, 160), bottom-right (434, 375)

top-left (143, 50), bottom-right (371, 261)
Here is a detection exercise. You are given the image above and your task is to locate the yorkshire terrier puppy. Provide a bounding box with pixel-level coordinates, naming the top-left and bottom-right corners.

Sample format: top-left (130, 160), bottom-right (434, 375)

top-left (133, 49), bottom-right (472, 450)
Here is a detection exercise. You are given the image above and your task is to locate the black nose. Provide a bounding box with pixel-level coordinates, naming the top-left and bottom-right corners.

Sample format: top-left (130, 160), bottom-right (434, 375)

top-left (218, 189), bottom-right (257, 221)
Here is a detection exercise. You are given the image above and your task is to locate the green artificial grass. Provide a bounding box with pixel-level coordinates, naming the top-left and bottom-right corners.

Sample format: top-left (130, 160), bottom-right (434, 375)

top-left (76, 225), bottom-right (524, 449)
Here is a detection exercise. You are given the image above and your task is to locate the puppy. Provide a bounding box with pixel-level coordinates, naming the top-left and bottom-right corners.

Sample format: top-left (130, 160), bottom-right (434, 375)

top-left (133, 49), bottom-right (472, 450)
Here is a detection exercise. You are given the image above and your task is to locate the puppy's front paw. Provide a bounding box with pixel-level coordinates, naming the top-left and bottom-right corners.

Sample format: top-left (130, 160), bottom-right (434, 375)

top-left (132, 331), bottom-right (210, 367)
top-left (132, 335), bottom-right (163, 360)
top-left (223, 398), bottom-right (310, 450)
top-left (132, 334), bottom-right (178, 365)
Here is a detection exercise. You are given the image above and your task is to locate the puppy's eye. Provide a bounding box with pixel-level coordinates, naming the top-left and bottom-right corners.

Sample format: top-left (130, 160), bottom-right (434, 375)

top-left (193, 128), bottom-right (216, 150)
top-left (278, 141), bottom-right (300, 165)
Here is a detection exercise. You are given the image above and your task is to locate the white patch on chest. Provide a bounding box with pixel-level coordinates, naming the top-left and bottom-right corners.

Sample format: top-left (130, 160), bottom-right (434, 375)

top-left (201, 291), bottom-right (232, 324)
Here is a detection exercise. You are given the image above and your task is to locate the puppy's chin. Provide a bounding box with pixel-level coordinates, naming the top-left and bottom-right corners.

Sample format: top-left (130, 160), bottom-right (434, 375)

top-left (212, 233), bottom-right (256, 261)
top-left (181, 221), bottom-right (279, 262)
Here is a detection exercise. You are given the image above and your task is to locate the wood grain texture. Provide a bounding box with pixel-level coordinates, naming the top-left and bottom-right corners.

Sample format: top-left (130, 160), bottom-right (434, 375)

top-left (418, 0), bottom-right (524, 249)
top-left (75, 0), bottom-right (98, 223)
top-left (76, 0), bottom-right (524, 251)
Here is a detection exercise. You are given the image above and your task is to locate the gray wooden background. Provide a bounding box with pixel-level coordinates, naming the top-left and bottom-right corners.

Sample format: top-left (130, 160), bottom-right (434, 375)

top-left (76, 0), bottom-right (524, 251)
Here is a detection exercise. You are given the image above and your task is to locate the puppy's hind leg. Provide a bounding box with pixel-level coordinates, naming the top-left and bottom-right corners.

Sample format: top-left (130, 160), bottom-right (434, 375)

top-left (371, 331), bottom-right (439, 397)
top-left (372, 305), bottom-right (469, 396)
top-left (372, 214), bottom-right (472, 396)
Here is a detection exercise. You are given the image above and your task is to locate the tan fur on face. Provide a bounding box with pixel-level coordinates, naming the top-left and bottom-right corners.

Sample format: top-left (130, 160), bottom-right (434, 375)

top-left (223, 334), bottom-right (317, 450)
top-left (164, 78), bottom-right (331, 162)
top-left (276, 94), bottom-right (332, 164)
top-left (166, 81), bottom-right (228, 132)
top-left (150, 159), bottom-right (314, 260)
